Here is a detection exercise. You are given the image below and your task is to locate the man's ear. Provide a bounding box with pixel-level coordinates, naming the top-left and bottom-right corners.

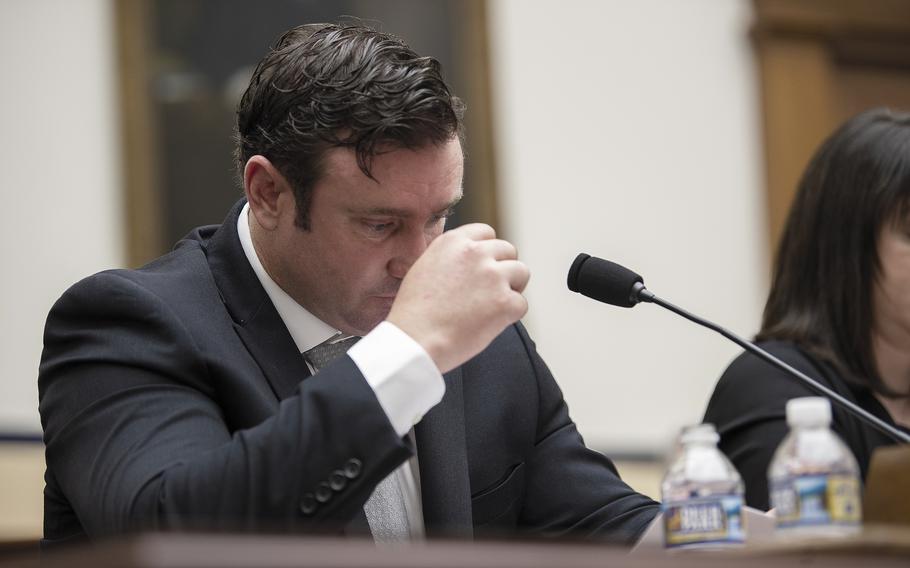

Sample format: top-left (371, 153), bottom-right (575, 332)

top-left (244, 155), bottom-right (291, 231)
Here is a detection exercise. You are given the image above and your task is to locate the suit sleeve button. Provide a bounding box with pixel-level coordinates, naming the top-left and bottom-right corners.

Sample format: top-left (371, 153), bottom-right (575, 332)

top-left (343, 458), bottom-right (362, 479)
top-left (300, 493), bottom-right (318, 515)
top-left (315, 482), bottom-right (333, 503)
top-left (329, 470), bottom-right (347, 491)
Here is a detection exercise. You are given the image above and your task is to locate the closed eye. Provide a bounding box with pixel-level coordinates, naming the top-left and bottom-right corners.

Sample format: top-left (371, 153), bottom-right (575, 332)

top-left (362, 219), bottom-right (397, 235)
top-left (429, 208), bottom-right (457, 226)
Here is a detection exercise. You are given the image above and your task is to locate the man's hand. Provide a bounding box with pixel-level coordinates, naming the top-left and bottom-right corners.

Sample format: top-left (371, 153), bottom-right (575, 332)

top-left (386, 223), bottom-right (530, 373)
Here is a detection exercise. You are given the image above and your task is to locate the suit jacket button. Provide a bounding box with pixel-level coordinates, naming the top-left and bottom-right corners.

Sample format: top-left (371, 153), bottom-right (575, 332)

top-left (315, 482), bottom-right (333, 503)
top-left (329, 470), bottom-right (347, 491)
top-left (300, 493), bottom-right (318, 515)
top-left (343, 458), bottom-right (362, 479)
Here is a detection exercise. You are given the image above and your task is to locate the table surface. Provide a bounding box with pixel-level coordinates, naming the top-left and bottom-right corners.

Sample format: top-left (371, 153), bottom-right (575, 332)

top-left (3, 525), bottom-right (908, 568)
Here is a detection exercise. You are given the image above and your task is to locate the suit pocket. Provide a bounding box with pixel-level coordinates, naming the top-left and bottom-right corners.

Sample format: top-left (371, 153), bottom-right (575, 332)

top-left (471, 462), bottom-right (525, 530)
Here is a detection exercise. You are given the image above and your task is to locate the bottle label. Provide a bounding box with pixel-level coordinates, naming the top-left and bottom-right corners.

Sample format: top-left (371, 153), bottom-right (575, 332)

top-left (662, 494), bottom-right (745, 548)
top-left (770, 474), bottom-right (862, 528)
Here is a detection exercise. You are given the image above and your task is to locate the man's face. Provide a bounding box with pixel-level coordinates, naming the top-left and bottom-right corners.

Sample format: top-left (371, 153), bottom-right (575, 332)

top-left (268, 138), bottom-right (464, 336)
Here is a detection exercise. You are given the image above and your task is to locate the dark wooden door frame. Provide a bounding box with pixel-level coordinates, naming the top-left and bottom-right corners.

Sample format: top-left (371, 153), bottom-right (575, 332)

top-left (114, 0), bottom-right (498, 268)
top-left (753, 0), bottom-right (910, 254)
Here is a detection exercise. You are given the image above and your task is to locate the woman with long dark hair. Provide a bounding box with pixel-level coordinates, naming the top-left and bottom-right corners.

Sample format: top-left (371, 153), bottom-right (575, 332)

top-left (704, 108), bottom-right (910, 510)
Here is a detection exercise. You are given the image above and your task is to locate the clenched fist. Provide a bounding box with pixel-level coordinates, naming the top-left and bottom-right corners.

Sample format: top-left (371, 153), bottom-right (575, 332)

top-left (386, 223), bottom-right (530, 373)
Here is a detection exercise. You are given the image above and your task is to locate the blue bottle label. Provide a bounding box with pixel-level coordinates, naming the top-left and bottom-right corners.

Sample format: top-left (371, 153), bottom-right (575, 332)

top-left (770, 474), bottom-right (861, 529)
top-left (662, 494), bottom-right (745, 548)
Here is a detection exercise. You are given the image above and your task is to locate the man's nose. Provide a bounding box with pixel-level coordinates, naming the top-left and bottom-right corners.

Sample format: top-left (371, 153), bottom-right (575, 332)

top-left (387, 228), bottom-right (433, 279)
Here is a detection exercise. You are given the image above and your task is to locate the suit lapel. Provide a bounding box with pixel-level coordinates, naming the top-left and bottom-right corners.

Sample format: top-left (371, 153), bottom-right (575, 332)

top-left (232, 311), bottom-right (311, 401)
top-left (201, 199), bottom-right (473, 533)
top-left (416, 366), bottom-right (473, 538)
top-left (202, 199), bottom-right (310, 401)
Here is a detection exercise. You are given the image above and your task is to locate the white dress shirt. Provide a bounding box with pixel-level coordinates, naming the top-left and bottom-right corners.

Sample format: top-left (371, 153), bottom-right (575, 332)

top-left (237, 203), bottom-right (444, 538)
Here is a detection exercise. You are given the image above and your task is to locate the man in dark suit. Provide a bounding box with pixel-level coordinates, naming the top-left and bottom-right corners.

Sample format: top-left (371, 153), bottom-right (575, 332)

top-left (38, 23), bottom-right (659, 546)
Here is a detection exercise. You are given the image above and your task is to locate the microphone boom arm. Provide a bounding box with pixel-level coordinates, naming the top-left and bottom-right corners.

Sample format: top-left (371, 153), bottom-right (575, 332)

top-left (637, 290), bottom-right (910, 444)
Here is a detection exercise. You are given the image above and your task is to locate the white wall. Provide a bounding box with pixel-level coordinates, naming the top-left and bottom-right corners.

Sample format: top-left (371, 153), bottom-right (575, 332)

top-left (0, 0), bottom-right (123, 434)
top-left (488, 0), bottom-right (769, 454)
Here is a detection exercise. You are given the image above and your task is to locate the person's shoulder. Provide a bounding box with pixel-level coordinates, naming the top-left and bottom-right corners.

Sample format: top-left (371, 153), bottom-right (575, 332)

top-left (472, 322), bottom-right (533, 359)
top-left (53, 238), bottom-right (213, 319)
top-left (713, 340), bottom-right (833, 402)
top-left (459, 323), bottom-right (537, 385)
top-left (724, 340), bottom-right (820, 378)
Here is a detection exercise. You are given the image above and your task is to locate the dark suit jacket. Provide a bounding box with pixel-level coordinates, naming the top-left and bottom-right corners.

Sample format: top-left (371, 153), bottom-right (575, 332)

top-left (38, 200), bottom-right (659, 546)
top-left (704, 340), bottom-right (908, 510)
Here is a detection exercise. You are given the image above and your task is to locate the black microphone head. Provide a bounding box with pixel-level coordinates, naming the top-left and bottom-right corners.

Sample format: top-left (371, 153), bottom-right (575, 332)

top-left (567, 253), bottom-right (644, 308)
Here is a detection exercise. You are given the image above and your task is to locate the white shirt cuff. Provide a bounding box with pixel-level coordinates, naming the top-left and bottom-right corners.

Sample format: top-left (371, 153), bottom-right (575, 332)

top-left (347, 321), bottom-right (445, 437)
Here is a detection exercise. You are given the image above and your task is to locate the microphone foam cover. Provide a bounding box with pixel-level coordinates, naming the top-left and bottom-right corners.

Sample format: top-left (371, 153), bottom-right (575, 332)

top-left (567, 253), bottom-right (643, 308)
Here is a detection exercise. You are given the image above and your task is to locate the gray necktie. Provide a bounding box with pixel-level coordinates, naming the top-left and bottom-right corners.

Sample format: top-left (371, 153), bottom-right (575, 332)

top-left (303, 336), bottom-right (361, 370)
top-left (303, 337), bottom-right (412, 541)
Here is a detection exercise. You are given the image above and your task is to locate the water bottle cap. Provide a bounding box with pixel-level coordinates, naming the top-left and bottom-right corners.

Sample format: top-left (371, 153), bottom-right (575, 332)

top-left (786, 397), bottom-right (832, 427)
top-left (679, 423), bottom-right (719, 445)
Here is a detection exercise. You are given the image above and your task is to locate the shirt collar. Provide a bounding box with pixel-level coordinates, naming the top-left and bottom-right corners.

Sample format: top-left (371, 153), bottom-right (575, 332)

top-left (237, 202), bottom-right (341, 353)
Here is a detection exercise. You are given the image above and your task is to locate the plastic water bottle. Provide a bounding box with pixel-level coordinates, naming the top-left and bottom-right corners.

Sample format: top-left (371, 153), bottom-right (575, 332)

top-left (661, 423), bottom-right (745, 549)
top-left (768, 397), bottom-right (862, 537)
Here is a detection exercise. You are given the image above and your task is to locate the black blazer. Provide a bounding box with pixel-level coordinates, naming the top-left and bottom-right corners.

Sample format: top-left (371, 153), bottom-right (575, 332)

top-left (38, 200), bottom-right (659, 545)
top-left (704, 340), bottom-right (908, 510)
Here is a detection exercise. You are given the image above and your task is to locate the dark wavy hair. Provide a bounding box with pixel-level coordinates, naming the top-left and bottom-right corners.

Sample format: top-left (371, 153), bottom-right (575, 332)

top-left (757, 108), bottom-right (910, 396)
top-left (235, 23), bottom-right (465, 229)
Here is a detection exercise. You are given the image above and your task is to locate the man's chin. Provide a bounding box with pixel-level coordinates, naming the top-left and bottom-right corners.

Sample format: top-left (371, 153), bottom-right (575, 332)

top-left (343, 304), bottom-right (393, 336)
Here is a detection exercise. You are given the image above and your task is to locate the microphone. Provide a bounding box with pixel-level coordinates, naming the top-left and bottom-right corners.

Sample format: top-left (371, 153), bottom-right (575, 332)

top-left (567, 253), bottom-right (652, 308)
top-left (567, 253), bottom-right (910, 444)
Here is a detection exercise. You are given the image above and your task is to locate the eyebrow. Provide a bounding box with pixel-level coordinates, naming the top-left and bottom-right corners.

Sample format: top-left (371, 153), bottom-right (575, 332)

top-left (354, 193), bottom-right (463, 218)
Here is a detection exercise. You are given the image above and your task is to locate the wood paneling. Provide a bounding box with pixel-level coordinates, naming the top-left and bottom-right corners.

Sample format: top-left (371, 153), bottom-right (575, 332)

top-left (755, 37), bottom-right (839, 251)
top-left (753, 0), bottom-right (910, 254)
top-left (115, 0), bottom-right (163, 267)
top-left (454, 0), bottom-right (500, 230)
top-left (114, 1), bottom-right (497, 263)
top-left (0, 444), bottom-right (43, 541)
